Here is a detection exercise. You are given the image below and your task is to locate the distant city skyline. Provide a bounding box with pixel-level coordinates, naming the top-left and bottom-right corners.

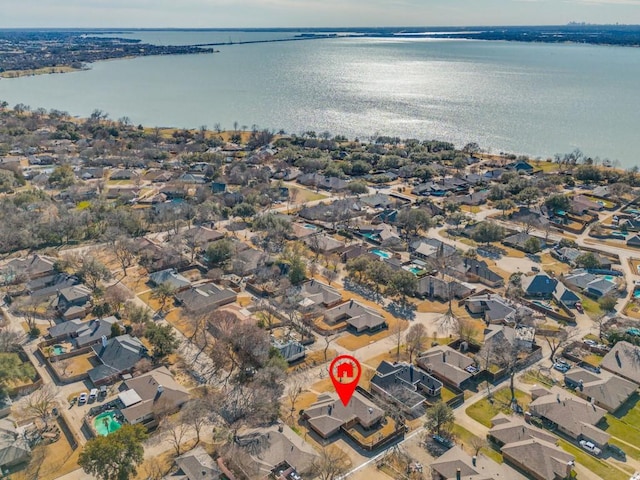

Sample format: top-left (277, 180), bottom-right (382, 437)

top-left (2, 0), bottom-right (640, 29)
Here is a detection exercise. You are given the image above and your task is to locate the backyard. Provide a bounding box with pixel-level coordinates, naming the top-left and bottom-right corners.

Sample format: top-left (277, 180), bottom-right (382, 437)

top-left (465, 388), bottom-right (531, 428)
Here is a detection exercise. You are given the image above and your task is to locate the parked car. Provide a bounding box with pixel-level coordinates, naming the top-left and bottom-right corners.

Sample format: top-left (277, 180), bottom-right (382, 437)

top-left (579, 440), bottom-right (602, 456)
top-left (531, 266), bottom-right (540, 272)
top-left (78, 393), bottom-right (88, 404)
top-left (554, 363), bottom-right (570, 373)
top-left (99, 385), bottom-right (107, 397)
top-left (583, 339), bottom-right (597, 347)
top-left (432, 435), bottom-right (454, 448)
top-left (575, 302), bottom-right (583, 313)
top-left (88, 388), bottom-right (98, 402)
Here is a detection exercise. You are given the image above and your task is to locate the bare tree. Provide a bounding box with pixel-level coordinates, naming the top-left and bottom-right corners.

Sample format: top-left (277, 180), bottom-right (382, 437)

top-left (405, 323), bottom-right (428, 363)
top-left (479, 338), bottom-right (528, 403)
top-left (103, 284), bottom-right (133, 316)
top-left (470, 436), bottom-right (487, 456)
top-left (24, 384), bottom-right (57, 427)
top-left (0, 328), bottom-right (22, 352)
top-left (286, 377), bottom-right (307, 422)
top-left (151, 283), bottom-right (176, 315)
top-left (160, 413), bottom-right (193, 456)
top-left (182, 399), bottom-right (208, 446)
top-left (392, 320), bottom-right (408, 362)
top-left (311, 445), bottom-right (351, 480)
top-left (544, 327), bottom-right (580, 362)
top-left (323, 333), bottom-right (338, 362)
top-left (457, 319), bottom-right (478, 344)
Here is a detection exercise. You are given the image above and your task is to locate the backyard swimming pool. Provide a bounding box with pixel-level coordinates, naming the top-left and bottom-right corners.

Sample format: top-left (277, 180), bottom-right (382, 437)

top-left (94, 411), bottom-right (123, 436)
top-left (371, 249), bottom-right (392, 259)
top-left (52, 344), bottom-right (67, 355)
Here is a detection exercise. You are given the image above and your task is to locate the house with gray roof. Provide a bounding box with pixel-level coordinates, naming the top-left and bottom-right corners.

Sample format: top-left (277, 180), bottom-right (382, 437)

top-left (0, 417), bottom-right (31, 470)
top-left (528, 386), bottom-right (610, 448)
top-left (297, 279), bottom-right (343, 312)
top-left (600, 341), bottom-right (640, 385)
top-left (564, 270), bottom-right (617, 298)
top-left (417, 345), bottom-right (478, 389)
top-left (465, 294), bottom-right (518, 324)
top-left (483, 324), bottom-right (536, 351)
top-left (54, 284), bottom-right (92, 320)
top-left (26, 273), bottom-right (80, 299)
top-left (271, 338), bottom-right (306, 364)
top-left (149, 268), bottom-right (191, 291)
top-left (175, 283), bottom-right (237, 315)
top-left (324, 299), bottom-right (387, 333)
top-left (47, 316), bottom-right (120, 348)
top-left (370, 361), bottom-right (442, 415)
top-left (89, 335), bottom-right (147, 386)
top-left (501, 437), bottom-right (574, 480)
top-left (415, 275), bottom-right (474, 301)
top-left (162, 445), bottom-right (222, 480)
top-left (488, 413), bottom-right (558, 447)
top-left (1, 254), bottom-right (56, 283)
top-left (302, 392), bottom-right (384, 439)
top-left (564, 367), bottom-right (637, 413)
top-left (553, 282), bottom-right (581, 308)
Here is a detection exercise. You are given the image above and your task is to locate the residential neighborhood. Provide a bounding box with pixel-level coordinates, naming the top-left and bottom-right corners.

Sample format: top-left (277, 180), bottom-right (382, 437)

top-left (1, 106), bottom-right (640, 480)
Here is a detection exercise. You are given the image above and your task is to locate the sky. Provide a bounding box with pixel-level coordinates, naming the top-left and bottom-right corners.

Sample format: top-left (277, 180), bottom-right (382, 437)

top-left (1, 0), bottom-right (640, 28)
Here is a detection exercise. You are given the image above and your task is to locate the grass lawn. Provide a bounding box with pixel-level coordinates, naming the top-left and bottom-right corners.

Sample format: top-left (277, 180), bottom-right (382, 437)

top-left (558, 440), bottom-right (628, 480)
top-left (286, 185), bottom-right (328, 203)
top-left (540, 252), bottom-right (572, 276)
top-left (579, 294), bottom-right (603, 318)
top-left (519, 369), bottom-right (556, 388)
top-left (451, 424), bottom-right (503, 464)
top-left (604, 409), bottom-right (640, 445)
top-left (465, 388), bottom-right (531, 428)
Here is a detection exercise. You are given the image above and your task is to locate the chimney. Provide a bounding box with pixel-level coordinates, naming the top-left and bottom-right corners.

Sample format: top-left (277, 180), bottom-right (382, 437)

top-left (579, 380), bottom-right (584, 391)
top-left (472, 456), bottom-right (477, 467)
top-left (442, 351), bottom-right (447, 363)
top-left (154, 385), bottom-right (164, 401)
top-left (456, 468), bottom-right (461, 480)
top-left (349, 299), bottom-right (353, 308)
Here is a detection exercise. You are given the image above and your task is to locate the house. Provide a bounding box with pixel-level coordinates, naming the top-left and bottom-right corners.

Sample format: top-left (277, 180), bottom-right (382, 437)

top-left (600, 341), bottom-right (640, 385)
top-left (1, 254), bottom-right (56, 283)
top-left (521, 274), bottom-right (557, 298)
top-left (553, 282), bottom-right (581, 308)
top-left (271, 338), bottom-right (306, 364)
top-left (626, 235), bottom-right (640, 248)
top-left (302, 392), bottom-right (384, 439)
top-left (296, 279), bottom-right (343, 313)
top-left (430, 445), bottom-right (527, 480)
top-left (175, 283), bottom-right (237, 314)
top-left (0, 417), bottom-right (31, 470)
top-left (119, 366), bottom-right (189, 428)
top-left (233, 424), bottom-right (318, 478)
top-left (338, 244), bottom-right (376, 263)
top-left (483, 324), bottom-right (536, 350)
top-left (54, 284), bottom-right (92, 320)
top-left (297, 173), bottom-right (348, 192)
top-left (47, 316), bottom-right (120, 348)
top-left (564, 368), bottom-right (637, 413)
top-left (449, 190), bottom-right (489, 207)
top-left (528, 386), bottom-right (610, 448)
top-left (488, 413), bottom-right (574, 480)
top-left (303, 233), bottom-right (345, 255)
top-left (149, 268), bottom-right (191, 291)
top-left (509, 159), bottom-right (535, 174)
top-left (231, 247), bottom-right (266, 276)
top-left (88, 335), bottom-right (148, 386)
top-left (26, 273), bottom-right (80, 299)
top-left (415, 276), bottom-right (474, 301)
top-left (465, 294), bottom-right (519, 324)
top-left (563, 270), bottom-right (617, 298)
top-left (370, 361), bottom-right (442, 415)
top-left (571, 195), bottom-right (603, 213)
top-left (409, 238), bottom-right (456, 262)
top-left (502, 232), bottom-right (544, 251)
top-left (162, 445), bottom-right (222, 480)
top-left (324, 300), bottom-right (387, 333)
top-left (417, 345), bottom-right (478, 389)
top-left (297, 199), bottom-right (364, 223)
top-left (359, 193), bottom-right (397, 210)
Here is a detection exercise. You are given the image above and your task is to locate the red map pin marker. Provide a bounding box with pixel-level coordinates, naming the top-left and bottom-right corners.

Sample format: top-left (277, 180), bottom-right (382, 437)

top-left (329, 354), bottom-right (362, 407)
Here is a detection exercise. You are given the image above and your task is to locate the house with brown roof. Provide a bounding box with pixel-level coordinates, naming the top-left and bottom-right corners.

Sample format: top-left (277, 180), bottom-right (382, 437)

top-left (119, 366), bottom-right (189, 428)
top-left (232, 424), bottom-right (318, 479)
top-left (175, 283), bottom-right (237, 315)
top-left (528, 386), bottom-right (609, 448)
top-left (501, 437), bottom-right (574, 480)
top-left (54, 284), bottom-right (92, 320)
top-left (564, 367), bottom-right (637, 413)
top-left (323, 299), bottom-right (387, 333)
top-left (417, 345), bottom-right (479, 389)
top-left (161, 445), bottom-right (222, 480)
top-left (430, 445), bottom-right (527, 480)
top-left (600, 341), bottom-right (640, 385)
top-left (296, 279), bottom-right (343, 314)
top-left (302, 392), bottom-right (384, 439)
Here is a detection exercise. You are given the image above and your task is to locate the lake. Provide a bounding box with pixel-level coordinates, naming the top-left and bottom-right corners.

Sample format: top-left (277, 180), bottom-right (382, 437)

top-left (1, 31), bottom-right (639, 166)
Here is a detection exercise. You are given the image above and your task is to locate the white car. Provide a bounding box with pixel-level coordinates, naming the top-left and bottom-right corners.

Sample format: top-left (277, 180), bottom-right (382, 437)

top-left (78, 393), bottom-right (88, 404)
top-left (579, 440), bottom-right (601, 456)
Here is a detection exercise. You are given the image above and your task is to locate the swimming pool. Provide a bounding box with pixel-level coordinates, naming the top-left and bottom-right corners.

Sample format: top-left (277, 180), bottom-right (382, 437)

top-left (532, 300), bottom-right (552, 310)
top-left (362, 232), bottom-right (380, 241)
top-left (604, 275), bottom-right (615, 282)
top-left (634, 290), bottom-right (640, 299)
top-left (371, 249), bottom-right (392, 259)
top-left (303, 224), bottom-right (317, 230)
top-left (52, 344), bottom-right (66, 355)
top-left (94, 411), bottom-right (122, 436)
